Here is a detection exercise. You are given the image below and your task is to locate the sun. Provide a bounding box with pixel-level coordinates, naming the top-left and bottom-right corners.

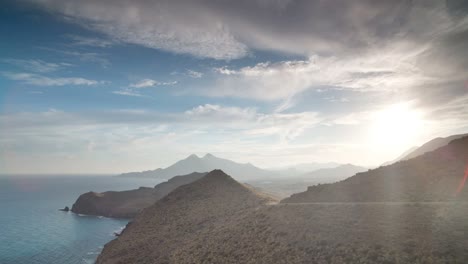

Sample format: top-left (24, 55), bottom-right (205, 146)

top-left (371, 102), bottom-right (424, 147)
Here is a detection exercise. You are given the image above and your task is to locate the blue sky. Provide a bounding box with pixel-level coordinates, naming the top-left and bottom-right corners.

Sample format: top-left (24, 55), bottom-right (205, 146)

top-left (1, 0), bottom-right (467, 174)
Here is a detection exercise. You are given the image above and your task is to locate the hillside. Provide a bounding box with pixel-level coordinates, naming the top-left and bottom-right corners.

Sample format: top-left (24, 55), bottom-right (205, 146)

top-left (118, 153), bottom-right (274, 180)
top-left (96, 169), bottom-right (468, 263)
top-left (96, 170), bottom-right (276, 263)
top-left (401, 133), bottom-right (468, 161)
top-left (283, 136), bottom-right (468, 203)
top-left (246, 164), bottom-right (367, 198)
top-left (381, 146), bottom-right (418, 166)
top-left (71, 172), bottom-right (206, 218)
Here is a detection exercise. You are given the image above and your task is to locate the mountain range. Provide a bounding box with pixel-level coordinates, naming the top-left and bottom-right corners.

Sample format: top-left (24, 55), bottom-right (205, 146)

top-left (382, 133), bottom-right (468, 166)
top-left (96, 135), bottom-right (468, 263)
top-left (283, 135), bottom-right (468, 203)
top-left (118, 153), bottom-right (274, 180)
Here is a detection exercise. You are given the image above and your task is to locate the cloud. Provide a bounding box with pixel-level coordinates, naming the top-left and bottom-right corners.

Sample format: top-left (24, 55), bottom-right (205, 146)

top-left (184, 104), bottom-right (321, 142)
top-left (66, 34), bottom-right (116, 47)
top-left (130, 78), bottom-right (177, 88)
top-left (112, 89), bottom-right (143, 97)
top-left (29, 0), bottom-right (467, 110)
top-left (42, 48), bottom-right (111, 68)
top-left (2, 59), bottom-right (70, 73)
top-left (28, 0), bottom-right (468, 60)
top-left (2, 72), bottom-right (101, 86)
top-left (186, 70), bottom-right (203, 78)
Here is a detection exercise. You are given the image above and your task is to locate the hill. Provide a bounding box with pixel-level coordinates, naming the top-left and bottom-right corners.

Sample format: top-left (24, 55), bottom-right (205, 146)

top-left (71, 172), bottom-right (206, 218)
top-left (381, 146), bottom-right (418, 166)
top-left (246, 164), bottom-right (367, 198)
top-left (400, 133), bottom-right (468, 161)
top-left (118, 153), bottom-right (274, 180)
top-left (96, 169), bottom-right (468, 263)
top-left (96, 170), bottom-right (276, 263)
top-left (283, 136), bottom-right (468, 203)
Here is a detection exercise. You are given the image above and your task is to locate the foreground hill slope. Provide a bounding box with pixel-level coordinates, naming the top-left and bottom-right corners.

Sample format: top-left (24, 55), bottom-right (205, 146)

top-left (401, 133), bottom-right (468, 161)
top-left (283, 136), bottom-right (468, 203)
top-left (118, 153), bottom-right (273, 180)
top-left (71, 172), bottom-right (206, 218)
top-left (97, 170), bottom-right (468, 264)
top-left (96, 170), bottom-right (276, 264)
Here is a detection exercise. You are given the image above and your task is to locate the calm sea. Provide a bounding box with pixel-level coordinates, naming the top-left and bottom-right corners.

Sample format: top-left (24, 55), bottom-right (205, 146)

top-left (0, 175), bottom-right (162, 264)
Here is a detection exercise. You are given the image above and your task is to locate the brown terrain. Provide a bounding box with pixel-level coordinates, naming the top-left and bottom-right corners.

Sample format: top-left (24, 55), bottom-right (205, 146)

top-left (283, 136), bottom-right (468, 203)
top-left (96, 170), bottom-right (276, 263)
top-left (96, 136), bottom-right (468, 263)
top-left (71, 172), bottom-right (207, 218)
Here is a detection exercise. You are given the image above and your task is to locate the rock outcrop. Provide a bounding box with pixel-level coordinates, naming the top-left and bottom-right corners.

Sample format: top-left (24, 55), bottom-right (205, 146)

top-left (71, 172), bottom-right (207, 218)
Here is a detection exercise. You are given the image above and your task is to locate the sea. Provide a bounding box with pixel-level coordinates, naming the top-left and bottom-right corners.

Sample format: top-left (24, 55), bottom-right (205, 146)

top-left (0, 175), bottom-right (162, 264)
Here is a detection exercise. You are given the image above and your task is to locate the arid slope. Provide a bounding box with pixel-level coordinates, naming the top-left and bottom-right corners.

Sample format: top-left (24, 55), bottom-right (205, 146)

top-left (71, 172), bottom-right (206, 218)
top-left (283, 136), bottom-right (468, 203)
top-left (96, 170), bottom-right (275, 263)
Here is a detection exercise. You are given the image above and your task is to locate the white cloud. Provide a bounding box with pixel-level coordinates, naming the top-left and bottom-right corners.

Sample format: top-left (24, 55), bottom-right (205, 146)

top-left (130, 79), bottom-right (177, 88)
top-left (186, 70), bottom-right (203, 78)
top-left (2, 72), bottom-right (101, 86)
top-left (2, 59), bottom-right (70, 73)
top-left (45, 49), bottom-right (111, 68)
top-left (206, 39), bottom-right (462, 104)
top-left (112, 89), bottom-right (143, 97)
top-left (29, 0), bottom-right (467, 61)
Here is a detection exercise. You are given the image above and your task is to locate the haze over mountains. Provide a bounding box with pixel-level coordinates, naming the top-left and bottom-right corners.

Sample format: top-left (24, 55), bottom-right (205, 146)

top-left (381, 133), bottom-right (468, 166)
top-left (247, 164), bottom-right (367, 197)
top-left (97, 135), bottom-right (468, 263)
top-left (118, 153), bottom-right (273, 180)
top-left (283, 135), bottom-right (468, 203)
top-left (118, 153), bottom-right (363, 182)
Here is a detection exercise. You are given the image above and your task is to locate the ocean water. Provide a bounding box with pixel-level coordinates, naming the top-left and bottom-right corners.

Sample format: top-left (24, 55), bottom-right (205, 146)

top-left (0, 175), bottom-right (162, 264)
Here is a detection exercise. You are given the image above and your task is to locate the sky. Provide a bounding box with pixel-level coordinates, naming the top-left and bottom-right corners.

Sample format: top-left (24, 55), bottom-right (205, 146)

top-left (1, 0), bottom-right (467, 174)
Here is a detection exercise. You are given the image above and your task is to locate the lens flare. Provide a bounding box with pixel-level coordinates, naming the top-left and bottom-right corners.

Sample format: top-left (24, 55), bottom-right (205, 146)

top-left (456, 162), bottom-right (468, 195)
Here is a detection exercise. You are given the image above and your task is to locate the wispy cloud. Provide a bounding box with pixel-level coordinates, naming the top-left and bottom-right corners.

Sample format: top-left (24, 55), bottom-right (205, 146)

top-left (186, 70), bottom-right (203, 78)
top-left (41, 48), bottom-right (111, 68)
top-left (112, 88), bottom-right (143, 97)
top-left (66, 34), bottom-right (116, 48)
top-left (2, 59), bottom-right (71, 73)
top-left (129, 78), bottom-right (177, 88)
top-left (2, 72), bottom-right (102, 86)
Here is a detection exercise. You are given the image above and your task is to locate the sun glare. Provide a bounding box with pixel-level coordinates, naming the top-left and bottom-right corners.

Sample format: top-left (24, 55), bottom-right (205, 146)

top-left (371, 103), bottom-right (424, 148)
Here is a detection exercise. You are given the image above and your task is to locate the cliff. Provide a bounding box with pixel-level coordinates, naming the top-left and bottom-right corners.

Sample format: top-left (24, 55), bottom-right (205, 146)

top-left (71, 172), bottom-right (206, 218)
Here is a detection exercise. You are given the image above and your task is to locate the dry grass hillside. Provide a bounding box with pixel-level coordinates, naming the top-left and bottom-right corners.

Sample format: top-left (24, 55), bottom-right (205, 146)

top-left (71, 172), bottom-right (207, 218)
top-left (96, 170), bottom-right (276, 264)
top-left (95, 137), bottom-right (468, 264)
top-left (283, 136), bottom-right (468, 203)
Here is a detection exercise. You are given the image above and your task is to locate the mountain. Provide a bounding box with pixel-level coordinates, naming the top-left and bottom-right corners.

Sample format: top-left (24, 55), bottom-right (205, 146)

top-left (400, 133), bottom-right (468, 161)
top-left (118, 153), bottom-right (274, 180)
top-left (381, 146), bottom-right (418, 166)
top-left (283, 135), bottom-right (468, 203)
top-left (299, 163), bottom-right (367, 181)
top-left (71, 172), bottom-right (206, 218)
top-left (96, 170), bottom-right (276, 264)
top-left (246, 164), bottom-right (367, 198)
top-left (271, 161), bottom-right (342, 175)
top-left (382, 133), bottom-right (468, 166)
top-left (96, 169), bottom-right (468, 263)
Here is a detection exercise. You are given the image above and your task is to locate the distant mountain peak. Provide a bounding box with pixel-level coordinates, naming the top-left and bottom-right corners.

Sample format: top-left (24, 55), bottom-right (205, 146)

top-left (117, 153), bottom-right (274, 180)
top-left (186, 154), bottom-right (200, 159)
top-left (203, 153), bottom-right (215, 159)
